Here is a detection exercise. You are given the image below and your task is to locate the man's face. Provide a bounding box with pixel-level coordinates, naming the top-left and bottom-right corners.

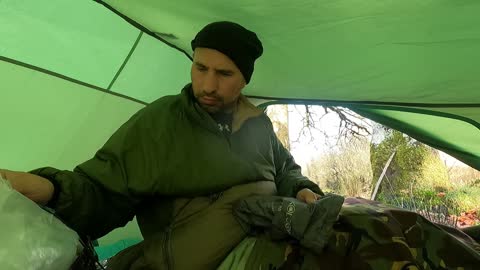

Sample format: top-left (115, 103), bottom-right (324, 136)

top-left (191, 47), bottom-right (246, 114)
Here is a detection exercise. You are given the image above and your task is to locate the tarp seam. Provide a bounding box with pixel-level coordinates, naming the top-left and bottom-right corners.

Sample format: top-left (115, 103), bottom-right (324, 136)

top-left (93, 0), bottom-right (193, 61)
top-left (0, 56), bottom-right (148, 106)
top-left (107, 31), bottom-right (144, 90)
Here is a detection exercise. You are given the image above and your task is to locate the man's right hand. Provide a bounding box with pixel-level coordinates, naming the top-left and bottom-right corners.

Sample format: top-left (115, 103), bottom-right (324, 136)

top-left (0, 169), bottom-right (54, 205)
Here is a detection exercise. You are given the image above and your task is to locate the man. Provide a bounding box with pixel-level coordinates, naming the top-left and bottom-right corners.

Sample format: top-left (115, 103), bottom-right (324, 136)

top-left (1, 21), bottom-right (322, 269)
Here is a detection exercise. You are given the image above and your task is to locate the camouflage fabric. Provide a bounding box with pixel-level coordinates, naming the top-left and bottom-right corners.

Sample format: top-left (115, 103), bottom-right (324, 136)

top-left (223, 196), bottom-right (480, 270)
top-left (311, 197), bottom-right (480, 269)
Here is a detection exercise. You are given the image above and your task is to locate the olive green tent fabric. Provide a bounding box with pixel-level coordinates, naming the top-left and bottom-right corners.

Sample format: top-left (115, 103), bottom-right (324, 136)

top-left (99, 0), bottom-right (480, 102)
top-left (1, 0), bottom-right (479, 169)
top-left (351, 105), bottom-right (480, 169)
top-left (0, 60), bottom-right (144, 171)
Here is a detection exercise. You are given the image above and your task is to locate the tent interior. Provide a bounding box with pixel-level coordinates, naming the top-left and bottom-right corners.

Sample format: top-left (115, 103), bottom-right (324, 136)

top-left (1, 0), bottom-right (479, 262)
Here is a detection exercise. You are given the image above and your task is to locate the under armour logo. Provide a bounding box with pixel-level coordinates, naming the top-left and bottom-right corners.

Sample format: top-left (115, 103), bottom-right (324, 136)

top-left (218, 123), bottom-right (231, 132)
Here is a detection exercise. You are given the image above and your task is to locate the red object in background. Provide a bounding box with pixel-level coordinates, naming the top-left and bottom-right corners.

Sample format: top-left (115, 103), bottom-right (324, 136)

top-left (436, 192), bottom-right (446, 198)
top-left (456, 210), bottom-right (479, 228)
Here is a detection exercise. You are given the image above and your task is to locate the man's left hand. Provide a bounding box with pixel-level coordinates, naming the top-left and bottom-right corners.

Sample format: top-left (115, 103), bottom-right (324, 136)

top-left (296, 188), bottom-right (321, 204)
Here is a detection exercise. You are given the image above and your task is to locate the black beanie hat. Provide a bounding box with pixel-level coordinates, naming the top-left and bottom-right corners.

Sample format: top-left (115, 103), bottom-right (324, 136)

top-left (191, 21), bottom-right (263, 84)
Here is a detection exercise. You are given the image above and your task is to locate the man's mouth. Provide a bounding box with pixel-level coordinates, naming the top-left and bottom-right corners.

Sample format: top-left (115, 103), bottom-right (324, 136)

top-left (201, 96), bottom-right (219, 105)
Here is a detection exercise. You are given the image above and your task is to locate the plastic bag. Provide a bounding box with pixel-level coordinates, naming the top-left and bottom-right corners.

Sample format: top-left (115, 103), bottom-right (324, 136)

top-left (0, 176), bottom-right (82, 270)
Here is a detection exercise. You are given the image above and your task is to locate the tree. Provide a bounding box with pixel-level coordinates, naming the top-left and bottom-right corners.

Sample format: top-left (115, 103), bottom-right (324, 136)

top-left (370, 127), bottom-right (429, 192)
top-left (420, 150), bottom-right (451, 192)
top-left (370, 126), bottom-right (450, 207)
top-left (447, 165), bottom-right (480, 186)
top-left (266, 104), bottom-right (290, 150)
top-left (307, 137), bottom-right (373, 197)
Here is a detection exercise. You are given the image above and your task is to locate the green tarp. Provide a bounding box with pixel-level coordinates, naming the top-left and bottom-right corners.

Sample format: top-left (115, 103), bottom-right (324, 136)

top-left (1, 0), bottom-right (479, 171)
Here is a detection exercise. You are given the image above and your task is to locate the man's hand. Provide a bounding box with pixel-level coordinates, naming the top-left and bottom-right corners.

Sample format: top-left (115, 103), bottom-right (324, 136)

top-left (296, 188), bottom-right (321, 204)
top-left (0, 169), bottom-right (54, 205)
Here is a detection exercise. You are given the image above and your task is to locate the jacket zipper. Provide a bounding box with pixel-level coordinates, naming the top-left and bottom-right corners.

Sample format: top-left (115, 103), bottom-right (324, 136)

top-left (214, 127), bottom-right (231, 149)
top-left (164, 227), bottom-right (173, 270)
top-left (224, 133), bottom-right (232, 148)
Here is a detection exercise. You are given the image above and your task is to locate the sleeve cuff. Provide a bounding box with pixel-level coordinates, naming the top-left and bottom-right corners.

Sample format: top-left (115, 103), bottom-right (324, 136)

top-left (294, 181), bottom-right (325, 197)
top-left (29, 167), bottom-right (62, 208)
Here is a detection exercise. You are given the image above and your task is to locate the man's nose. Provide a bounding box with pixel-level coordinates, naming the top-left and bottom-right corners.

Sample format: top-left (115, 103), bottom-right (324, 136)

top-left (203, 72), bottom-right (218, 94)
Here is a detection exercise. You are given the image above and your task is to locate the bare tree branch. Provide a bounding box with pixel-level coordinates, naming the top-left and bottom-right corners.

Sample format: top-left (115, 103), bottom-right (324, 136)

top-left (292, 105), bottom-right (330, 144)
top-left (291, 105), bottom-right (371, 146)
top-left (327, 106), bottom-right (371, 140)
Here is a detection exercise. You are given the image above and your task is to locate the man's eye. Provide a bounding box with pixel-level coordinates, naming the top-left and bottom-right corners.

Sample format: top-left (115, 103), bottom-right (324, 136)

top-left (219, 71), bottom-right (233, 76)
top-left (197, 66), bottom-right (207, 71)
